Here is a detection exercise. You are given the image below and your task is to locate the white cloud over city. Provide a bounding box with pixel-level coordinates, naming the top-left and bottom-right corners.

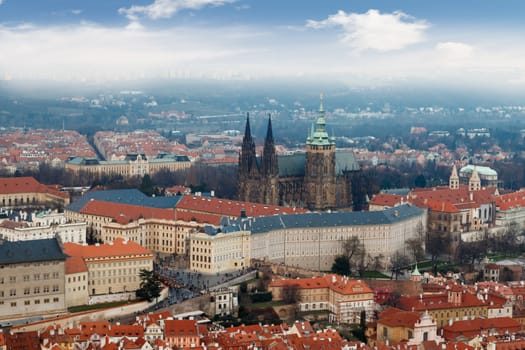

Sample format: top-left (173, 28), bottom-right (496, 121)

top-left (306, 9), bottom-right (428, 52)
top-left (119, 0), bottom-right (237, 21)
top-left (0, 7), bottom-right (525, 87)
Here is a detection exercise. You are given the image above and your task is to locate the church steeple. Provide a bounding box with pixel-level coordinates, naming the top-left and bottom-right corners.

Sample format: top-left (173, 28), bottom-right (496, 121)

top-left (469, 166), bottom-right (481, 191)
top-left (449, 164), bottom-right (459, 190)
top-left (262, 115), bottom-right (278, 177)
top-left (244, 113), bottom-right (253, 141)
top-left (306, 93), bottom-right (335, 147)
top-left (239, 113), bottom-right (258, 175)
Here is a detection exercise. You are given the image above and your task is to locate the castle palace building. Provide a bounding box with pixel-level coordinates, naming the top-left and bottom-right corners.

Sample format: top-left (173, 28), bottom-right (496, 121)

top-left (237, 97), bottom-right (360, 211)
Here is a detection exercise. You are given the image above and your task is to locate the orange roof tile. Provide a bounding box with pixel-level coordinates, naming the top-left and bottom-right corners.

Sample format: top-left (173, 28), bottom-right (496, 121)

top-left (0, 176), bottom-right (68, 199)
top-left (64, 238), bottom-right (153, 259)
top-left (80, 200), bottom-right (174, 224)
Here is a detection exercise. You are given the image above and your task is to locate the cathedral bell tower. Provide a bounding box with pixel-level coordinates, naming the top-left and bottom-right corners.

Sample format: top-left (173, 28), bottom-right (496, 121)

top-left (304, 94), bottom-right (337, 210)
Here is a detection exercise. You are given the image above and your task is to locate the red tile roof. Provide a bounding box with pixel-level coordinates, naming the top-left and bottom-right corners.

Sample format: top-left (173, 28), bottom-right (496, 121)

top-left (65, 255), bottom-right (88, 274)
top-left (64, 238), bottom-right (153, 259)
top-left (176, 195), bottom-right (307, 218)
top-left (80, 200), bottom-right (174, 224)
top-left (270, 274), bottom-right (373, 296)
top-left (377, 308), bottom-right (421, 328)
top-left (0, 176), bottom-right (68, 199)
top-left (495, 189), bottom-right (525, 211)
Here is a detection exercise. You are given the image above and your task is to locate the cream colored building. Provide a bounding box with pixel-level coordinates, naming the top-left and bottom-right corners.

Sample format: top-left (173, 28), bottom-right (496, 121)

top-left (0, 238), bottom-right (67, 322)
top-left (0, 176), bottom-right (70, 209)
top-left (189, 229), bottom-right (250, 274)
top-left (65, 256), bottom-right (89, 307)
top-left (102, 218), bottom-right (200, 256)
top-left (65, 153), bottom-right (191, 180)
top-left (0, 221), bottom-right (86, 244)
top-left (63, 238), bottom-right (154, 296)
top-left (239, 204), bottom-right (426, 271)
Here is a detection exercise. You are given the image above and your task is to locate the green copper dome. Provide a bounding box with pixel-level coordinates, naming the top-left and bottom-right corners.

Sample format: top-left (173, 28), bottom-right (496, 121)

top-left (306, 94), bottom-right (336, 147)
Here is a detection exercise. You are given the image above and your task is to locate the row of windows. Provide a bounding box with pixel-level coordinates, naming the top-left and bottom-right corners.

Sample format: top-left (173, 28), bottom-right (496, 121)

top-left (0, 297), bottom-right (60, 307)
top-left (1, 272), bottom-right (60, 284)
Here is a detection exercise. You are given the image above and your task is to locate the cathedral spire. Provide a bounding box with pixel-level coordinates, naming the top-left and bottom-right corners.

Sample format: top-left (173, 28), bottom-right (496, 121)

top-left (319, 93), bottom-right (324, 113)
top-left (244, 113), bottom-right (252, 141)
top-left (262, 114), bottom-right (278, 177)
top-left (265, 114), bottom-right (274, 143)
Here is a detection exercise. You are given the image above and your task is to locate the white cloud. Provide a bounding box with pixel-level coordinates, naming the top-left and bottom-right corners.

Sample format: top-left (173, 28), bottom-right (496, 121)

top-left (70, 9), bottom-right (83, 15)
top-left (306, 9), bottom-right (428, 52)
top-left (0, 23), bottom-right (265, 80)
top-left (435, 41), bottom-right (474, 65)
top-left (119, 0), bottom-right (237, 21)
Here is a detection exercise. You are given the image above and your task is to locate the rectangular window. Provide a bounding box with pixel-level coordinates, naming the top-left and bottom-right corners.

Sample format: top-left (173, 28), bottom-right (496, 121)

top-left (9, 289), bottom-right (16, 296)
top-left (9, 276), bottom-right (16, 283)
top-left (23, 275), bottom-right (30, 282)
top-left (10, 302), bottom-right (16, 307)
top-left (43, 273), bottom-right (50, 280)
top-left (34, 299), bottom-right (40, 304)
top-left (25, 300), bottom-right (30, 305)
top-left (24, 288), bottom-right (30, 295)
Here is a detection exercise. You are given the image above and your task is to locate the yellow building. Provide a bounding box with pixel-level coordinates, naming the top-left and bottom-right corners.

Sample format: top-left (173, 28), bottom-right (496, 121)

top-left (63, 238), bottom-right (154, 296)
top-left (0, 176), bottom-right (69, 209)
top-left (189, 229), bottom-right (251, 274)
top-left (65, 153), bottom-right (191, 180)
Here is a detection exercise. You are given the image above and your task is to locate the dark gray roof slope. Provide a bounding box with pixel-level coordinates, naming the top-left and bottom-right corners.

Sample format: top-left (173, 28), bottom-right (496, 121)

top-left (278, 154), bottom-right (305, 177)
top-left (335, 151), bottom-right (360, 174)
top-left (276, 151), bottom-right (359, 178)
top-left (0, 238), bottom-right (68, 264)
top-left (232, 204), bottom-right (423, 234)
top-left (67, 189), bottom-right (182, 212)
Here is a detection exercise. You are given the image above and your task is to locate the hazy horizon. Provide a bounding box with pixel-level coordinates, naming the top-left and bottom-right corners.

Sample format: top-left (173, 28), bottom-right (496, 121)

top-left (2, 0), bottom-right (525, 94)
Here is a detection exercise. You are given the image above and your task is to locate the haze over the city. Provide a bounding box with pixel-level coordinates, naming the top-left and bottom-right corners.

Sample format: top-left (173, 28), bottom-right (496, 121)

top-left (1, 0), bottom-right (525, 94)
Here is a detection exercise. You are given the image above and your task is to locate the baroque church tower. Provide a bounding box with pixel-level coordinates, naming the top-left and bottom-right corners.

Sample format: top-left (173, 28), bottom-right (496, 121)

top-left (304, 95), bottom-right (337, 210)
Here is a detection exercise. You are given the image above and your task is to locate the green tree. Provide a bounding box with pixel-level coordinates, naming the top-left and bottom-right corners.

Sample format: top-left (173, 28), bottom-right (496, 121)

top-left (139, 174), bottom-right (156, 197)
top-left (414, 174), bottom-right (427, 188)
top-left (331, 255), bottom-right (351, 276)
top-left (136, 269), bottom-right (161, 302)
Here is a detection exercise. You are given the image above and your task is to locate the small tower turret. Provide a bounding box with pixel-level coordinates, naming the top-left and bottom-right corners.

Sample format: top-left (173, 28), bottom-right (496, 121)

top-left (469, 166), bottom-right (481, 191)
top-left (449, 164), bottom-right (459, 190)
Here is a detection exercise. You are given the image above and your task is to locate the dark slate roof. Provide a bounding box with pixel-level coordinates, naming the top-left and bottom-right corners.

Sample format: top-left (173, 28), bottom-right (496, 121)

top-left (67, 189), bottom-right (182, 212)
top-left (278, 154), bottom-right (305, 177)
top-left (335, 151), bottom-right (360, 174)
top-left (276, 151), bottom-right (359, 178)
top-left (381, 188), bottom-right (411, 195)
top-left (0, 238), bottom-right (68, 264)
top-left (230, 204), bottom-right (424, 234)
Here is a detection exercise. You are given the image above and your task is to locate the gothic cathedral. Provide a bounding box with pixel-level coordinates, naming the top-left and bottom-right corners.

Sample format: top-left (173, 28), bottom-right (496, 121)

top-left (237, 96), bottom-right (360, 211)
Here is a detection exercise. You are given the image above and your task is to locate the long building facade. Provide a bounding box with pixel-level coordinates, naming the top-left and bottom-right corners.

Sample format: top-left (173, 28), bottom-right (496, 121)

top-left (237, 98), bottom-right (360, 211)
top-left (222, 204), bottom-right (426, 271)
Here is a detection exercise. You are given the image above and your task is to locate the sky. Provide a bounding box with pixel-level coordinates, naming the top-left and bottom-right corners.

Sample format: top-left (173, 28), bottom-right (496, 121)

top-left (2, 0), bottom-right (525, 88)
